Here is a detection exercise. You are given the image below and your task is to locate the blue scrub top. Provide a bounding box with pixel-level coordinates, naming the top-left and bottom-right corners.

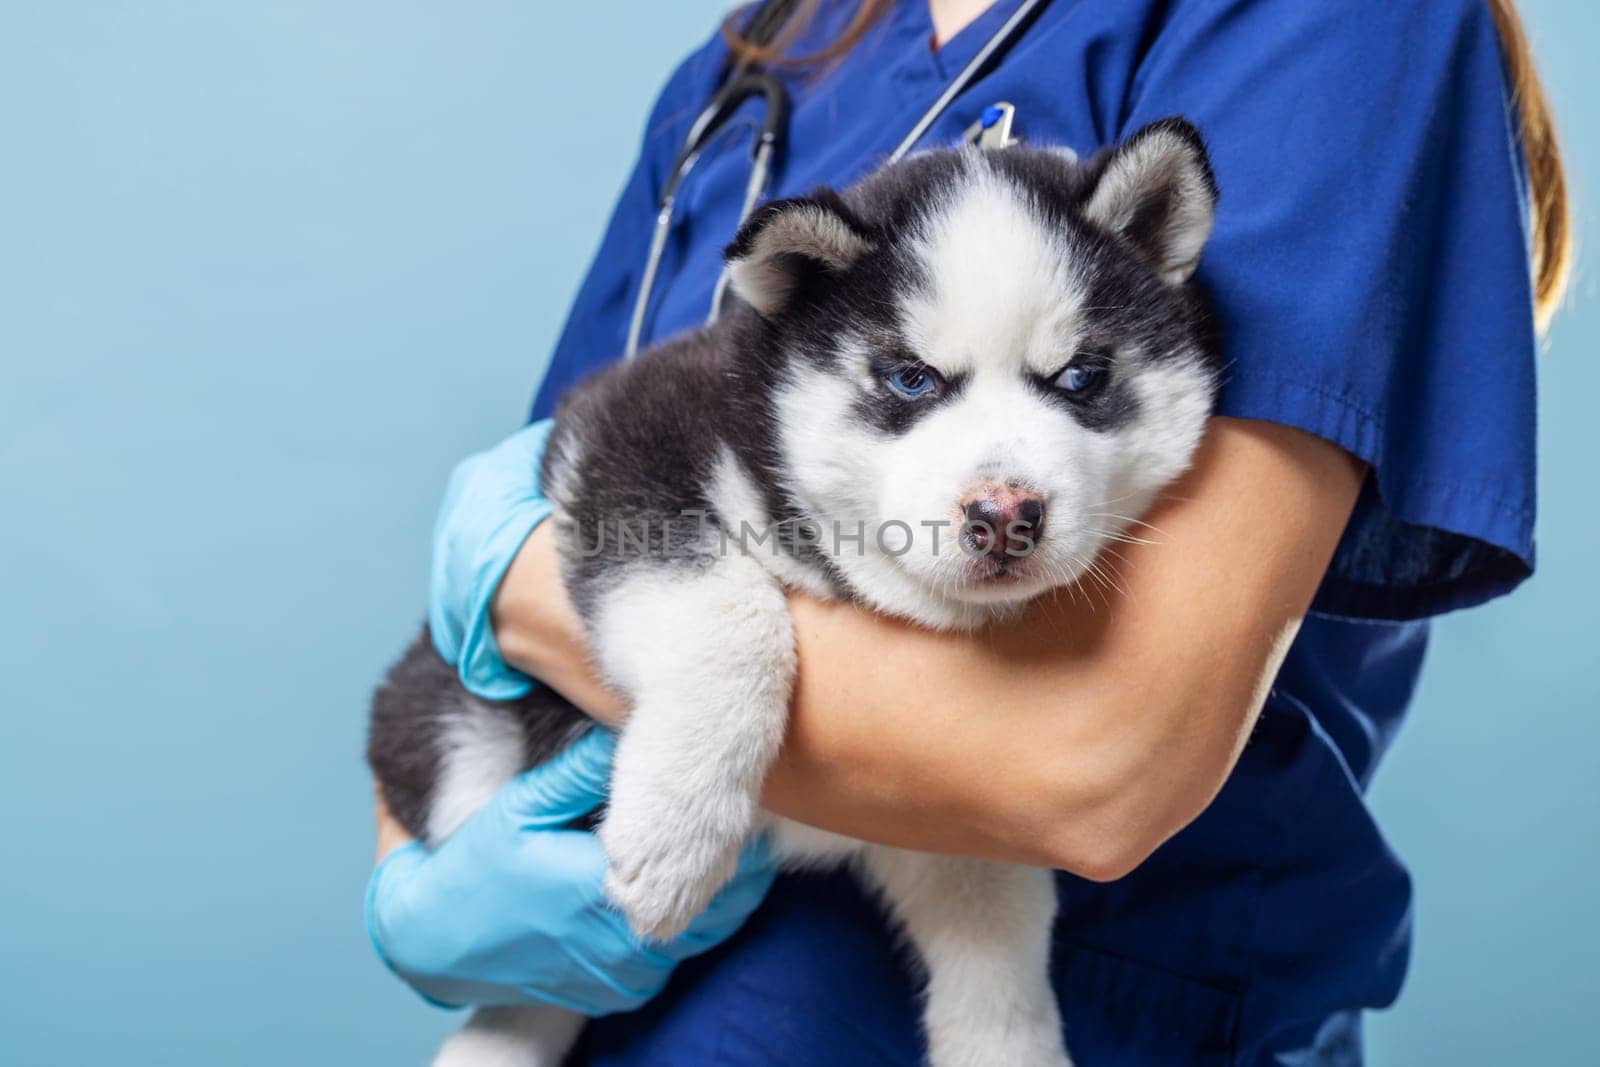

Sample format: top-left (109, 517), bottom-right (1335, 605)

top-left (529, 1), bottom-right (1538, 1063)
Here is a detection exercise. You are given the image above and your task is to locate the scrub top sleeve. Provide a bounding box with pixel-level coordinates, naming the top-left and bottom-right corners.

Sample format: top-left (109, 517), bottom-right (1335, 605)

top-left (1124, 0), bottom-right (1539, 619)
top-left (528, 31), bottom-right (730, 422)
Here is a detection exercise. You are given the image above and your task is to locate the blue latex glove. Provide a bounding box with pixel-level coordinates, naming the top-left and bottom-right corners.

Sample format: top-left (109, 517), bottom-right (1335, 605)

top-left (367, 728), bottom-right (777, 1014)
top-left (429, 418), bottom-right (556, 700)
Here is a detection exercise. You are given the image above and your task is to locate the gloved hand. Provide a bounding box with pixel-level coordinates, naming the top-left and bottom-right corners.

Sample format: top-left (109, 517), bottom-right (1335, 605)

top-left (429, 418), bottom-right (556, 700)
top-left (367, 727), bottom-right (777, 1014)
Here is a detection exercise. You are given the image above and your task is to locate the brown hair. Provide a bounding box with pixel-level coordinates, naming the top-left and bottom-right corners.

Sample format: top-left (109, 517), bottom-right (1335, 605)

top-left (721, 0), bottom-right (890, 69)
top-left (724, 0), bottom-right (1572, 331)
top-left (1487, 0), bottom-right (1571, 332)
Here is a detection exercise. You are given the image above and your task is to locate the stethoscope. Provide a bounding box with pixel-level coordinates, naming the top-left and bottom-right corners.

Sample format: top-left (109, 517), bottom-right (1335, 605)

top-left (624, 0), bottom-right (1053, 359)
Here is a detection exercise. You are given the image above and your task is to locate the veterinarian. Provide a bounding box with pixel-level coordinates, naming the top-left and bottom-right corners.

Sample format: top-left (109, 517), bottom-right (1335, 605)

top-left (367, 0), bottom-right (1568, 1062)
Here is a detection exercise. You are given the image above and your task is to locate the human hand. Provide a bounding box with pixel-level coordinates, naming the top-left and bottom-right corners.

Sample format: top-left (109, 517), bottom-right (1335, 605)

top-left (366, 729), bottom-right (776, 1014)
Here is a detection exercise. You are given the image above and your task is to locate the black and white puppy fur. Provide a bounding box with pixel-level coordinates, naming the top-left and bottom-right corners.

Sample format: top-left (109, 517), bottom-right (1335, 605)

top-left (370, 118), bottom-right (1221, 1067)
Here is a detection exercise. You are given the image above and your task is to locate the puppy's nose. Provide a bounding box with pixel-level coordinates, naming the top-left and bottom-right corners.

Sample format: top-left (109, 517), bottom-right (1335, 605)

top-left (962, 488), bottom-right (1046, 559)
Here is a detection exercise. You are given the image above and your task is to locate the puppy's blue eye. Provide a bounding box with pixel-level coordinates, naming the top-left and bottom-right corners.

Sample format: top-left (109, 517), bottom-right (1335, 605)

top-left (1054, 362), bottom-right (1106, 396)
top-left (887, 365), bottom-right (941, 399)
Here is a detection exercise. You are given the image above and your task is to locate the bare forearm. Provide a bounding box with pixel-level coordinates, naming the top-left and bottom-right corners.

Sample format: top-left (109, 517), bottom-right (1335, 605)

top-left (493, 418), bottom-right (1361, 876)
top-left (767, 578), bottom-right (1298, 874)
top-left (768, 593), bottom-right (1127, 869)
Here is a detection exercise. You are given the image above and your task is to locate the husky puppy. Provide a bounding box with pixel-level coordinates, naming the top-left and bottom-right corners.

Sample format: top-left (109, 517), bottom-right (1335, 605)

top-left (370, 118), bottom-right (1221, 1067)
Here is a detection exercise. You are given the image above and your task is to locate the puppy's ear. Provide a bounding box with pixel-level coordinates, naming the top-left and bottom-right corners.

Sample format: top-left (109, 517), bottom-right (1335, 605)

top-left (724, 191), bottom-right (874, 317)
top-left (1083, 117), bottom-right (1218, 285)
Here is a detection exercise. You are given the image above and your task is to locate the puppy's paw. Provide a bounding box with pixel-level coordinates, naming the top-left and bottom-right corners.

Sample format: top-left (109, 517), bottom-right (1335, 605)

top-left (599, 790), bottom-right (745, 941)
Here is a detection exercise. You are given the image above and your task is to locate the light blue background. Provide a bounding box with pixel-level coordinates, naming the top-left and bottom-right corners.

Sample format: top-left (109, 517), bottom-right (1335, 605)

top-left (1, 2), bottom-right (1594, 1064)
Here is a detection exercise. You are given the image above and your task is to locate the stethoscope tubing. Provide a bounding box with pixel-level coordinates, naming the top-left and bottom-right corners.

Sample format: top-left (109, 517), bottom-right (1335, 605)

top-left (624, 0), bottom-right (1052, 359)
top-left (625, 68), bottom-right (787, 358)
